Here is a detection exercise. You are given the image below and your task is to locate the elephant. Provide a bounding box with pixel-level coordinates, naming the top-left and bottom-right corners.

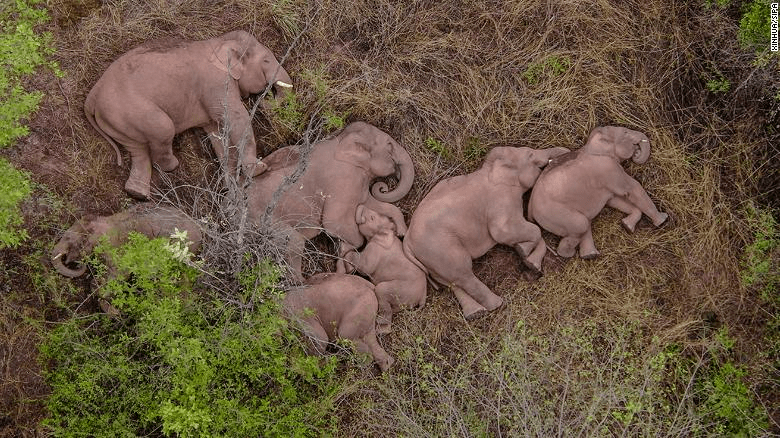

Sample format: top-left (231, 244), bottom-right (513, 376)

top-left (403, 146), bottom-right (570, 320)
top-left (51, 203), bottom-right (202, 278)
top-left (527, 126), bottom-right (669, 259)
top-left (337, 205), bottom-right (427, 334)
top-left (85, 30), bottom-right (293, 200)
top-left (283, 273), bottom-right (394, 372)
top-left (247, 121), bottom-right (414, 275)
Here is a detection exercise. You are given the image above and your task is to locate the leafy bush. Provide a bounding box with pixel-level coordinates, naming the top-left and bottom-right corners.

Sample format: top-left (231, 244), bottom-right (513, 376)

top-left (0, 157), bottom-right (32, 248)
top-left (0, 0), bottom-right (61, 147)
top-left (41, 233), bottom-right (339, 437)
top-left (738, 0), bottom-right (772, 50)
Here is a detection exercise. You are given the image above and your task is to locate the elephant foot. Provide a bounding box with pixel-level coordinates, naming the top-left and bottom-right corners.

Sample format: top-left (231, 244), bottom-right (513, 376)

top-left (463, 306), bottom-right (488, 321)
top-left (653, 212), bottom-right (669, 228)
top-left (557, 246), bottom-right (576, 258)
top-left (621, 217), bottom-right (637, 233)
top-left (156, 155), bottom-right (179, 172)
top-left (376, 323), bottom-right (392, 335)
top-left (98, 297), bottom-right (121, 318)
top-left (125, 178), bottom-right (150, 200)
top-left (522, 258), bottom-right (542, 275)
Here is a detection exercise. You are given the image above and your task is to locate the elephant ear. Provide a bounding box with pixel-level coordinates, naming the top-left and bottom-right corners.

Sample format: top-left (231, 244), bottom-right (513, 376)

top-left (486, 148), bottom-right (523, 187)
top-left (209, 41), bottom-right (245, 80)
top-left (334, 138), bottom-right (371, 171)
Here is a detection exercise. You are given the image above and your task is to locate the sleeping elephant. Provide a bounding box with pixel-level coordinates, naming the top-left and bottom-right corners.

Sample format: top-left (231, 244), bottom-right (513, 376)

top-left (403, 146), bottom-right (570, 320)
top-left (283, 273), bottom-right (394, 372)
top-left (338, 205), bottom-right (427, 334)
top-left (51, 203), bottom-right (202, 277)
top-left (247, 121), bottom-right (414, 275)
top-left (528, 126), bottom-right (668, 259)
top-left (85, 30), bottom-right (293, 200)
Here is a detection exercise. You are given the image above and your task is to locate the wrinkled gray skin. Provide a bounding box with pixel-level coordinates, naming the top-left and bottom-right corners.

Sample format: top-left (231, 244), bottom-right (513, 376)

top-left (283, 273), bottom-right (394, 372)
top-left (248, 121), bottom-right (414, 276)
top-left (528, 126), bottom-right (668, 259)
top-left (403, 146), bottom-right (570, 320)
top-left (337, 205), bottom-right (427, 334)
top-left (51, 203), bottom-right (202, 277)
top-left (85, 30), bottom-right (293, 200)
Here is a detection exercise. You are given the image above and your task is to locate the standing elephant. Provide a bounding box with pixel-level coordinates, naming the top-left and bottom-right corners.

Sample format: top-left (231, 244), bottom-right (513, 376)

top-left (528, 126), bottom-right (668, 259)
top-left (403, 146), bottom-right (570, 320)
top-left (85, 30), bottom-right (293, 200)
top-left (248, 121), bottom-right (414, 275)
top-left (338, 205), bottom-right (427, 334)
top-left (51, 203), bottom-right (202, 277)
top-left (283, 273), bottom-right (394, 372)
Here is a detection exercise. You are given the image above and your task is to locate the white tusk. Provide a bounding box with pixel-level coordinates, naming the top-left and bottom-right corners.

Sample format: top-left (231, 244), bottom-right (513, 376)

top-left (275, 80), bottom-right (293, 88)
top-left (52, 253), bottom-right (63, 261)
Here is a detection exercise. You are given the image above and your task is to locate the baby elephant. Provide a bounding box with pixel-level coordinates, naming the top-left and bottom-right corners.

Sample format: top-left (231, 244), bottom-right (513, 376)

top-left (51, 203), bottom-right (202, 277)
top-left (528, 126), bottom-right (669, 259)
top-left (338, 205), bottom-right (427, 334)
top-left (283, 273), bottom-right (393, 372)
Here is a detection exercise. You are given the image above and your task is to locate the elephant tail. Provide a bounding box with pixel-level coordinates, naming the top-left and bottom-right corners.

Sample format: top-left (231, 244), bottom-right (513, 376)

top-left (84, 91), bottom-right (123, 167)
top-left (402, 236), bottom-right (440, 291)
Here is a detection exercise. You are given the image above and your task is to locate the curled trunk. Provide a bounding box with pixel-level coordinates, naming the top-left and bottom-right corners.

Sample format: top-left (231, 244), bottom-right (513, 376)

top-left (632, 138), bottom-right (651, 164)
top-left (371, 144), bottom-right (415, 203)
top-left (51, 251), bottom-right (87, 277)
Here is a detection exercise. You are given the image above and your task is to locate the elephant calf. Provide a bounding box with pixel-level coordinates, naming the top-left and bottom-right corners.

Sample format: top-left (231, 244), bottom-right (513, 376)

top-left (528, 126), bottom-right (668, 259)
top-left (338, 205), bottom-right (427, 334)
top-left (52, 203), bottom-right (202, 277)
top-left (403, 146), bottom-right (570, 320)
top-left (283, 273), bottom-right (393, 372)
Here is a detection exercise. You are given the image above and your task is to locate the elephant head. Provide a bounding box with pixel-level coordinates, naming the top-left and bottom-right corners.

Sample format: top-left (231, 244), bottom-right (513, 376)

top-left (586, 126), bottom-right (651, 164)
top-left (51, 219), bottom-right (93, 277)
top-left (356, 205), bottom-right (396, 247)
top-left (486, 146), bottom-right (571, 189)
top-left (210, 30), bottom-right (293, 100)
top-left (335, 122), bottom-right (415, 202)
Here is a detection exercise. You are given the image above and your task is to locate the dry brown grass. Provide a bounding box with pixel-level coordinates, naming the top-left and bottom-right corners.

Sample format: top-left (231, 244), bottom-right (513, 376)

top-left (1, 0), bottom-right (778, 435)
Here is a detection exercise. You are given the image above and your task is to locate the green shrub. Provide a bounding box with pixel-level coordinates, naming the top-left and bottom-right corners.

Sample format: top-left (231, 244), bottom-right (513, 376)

top-left (0, 157), bottom-right (31, 248)
top-left (424, 136), bottom-right (452, 159)
top-left (738, 0), bottom-right (772, 50)
top-left (41, 233), bottom-right (339, 437)
top-left (0, 0), bottom-right (61, 147)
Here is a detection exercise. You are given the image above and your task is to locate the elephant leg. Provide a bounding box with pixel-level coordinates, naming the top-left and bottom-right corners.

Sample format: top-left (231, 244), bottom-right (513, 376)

top-left (424, 248), bottom-right (501, 318)
top-left (556, 213), bottom-right (590, 258)
top-left (374, 282), bottom-right (396, 334)
top-left (607, 196), bottom-right (642, 233)
top-left (578, 227), bottom-right (599, 259)
top-left (557, 236), bottom-right (580, 258)
top-left (354, 331), bottom-right (393, 372)
top-left (144, 115), bottom-right (178, 172)
top-left (124, 140), bottom-right (154, 200)
top-left (504, 221), bottom-right (545, 273)
top-left (302, 321), bottom-right (330, 356)
top-left (273, 223), bottom-right (306, 281)
top-left (452, 285), bottom-right (488, 320)
top-left (205, 123), bottom-right (227, 163)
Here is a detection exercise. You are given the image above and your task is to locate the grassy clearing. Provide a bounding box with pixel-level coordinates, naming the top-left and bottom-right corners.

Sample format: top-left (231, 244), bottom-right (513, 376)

top-left (0, 0), bottom-right (777, 435)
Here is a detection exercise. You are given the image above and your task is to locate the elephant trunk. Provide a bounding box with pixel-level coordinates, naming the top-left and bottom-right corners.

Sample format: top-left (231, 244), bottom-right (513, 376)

top-left (632, 137), bottom-right (651, 164)
top-left (51, 241), bottom-right (87, 278)
top-left (371, 144), bottom-right (415, 203)
top-left (271, 65), bottom-right (293, 98)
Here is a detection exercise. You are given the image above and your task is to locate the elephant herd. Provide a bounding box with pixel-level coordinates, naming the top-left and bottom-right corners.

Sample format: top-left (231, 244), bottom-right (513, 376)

top-left (52, 31), bottom-right (668, 371)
